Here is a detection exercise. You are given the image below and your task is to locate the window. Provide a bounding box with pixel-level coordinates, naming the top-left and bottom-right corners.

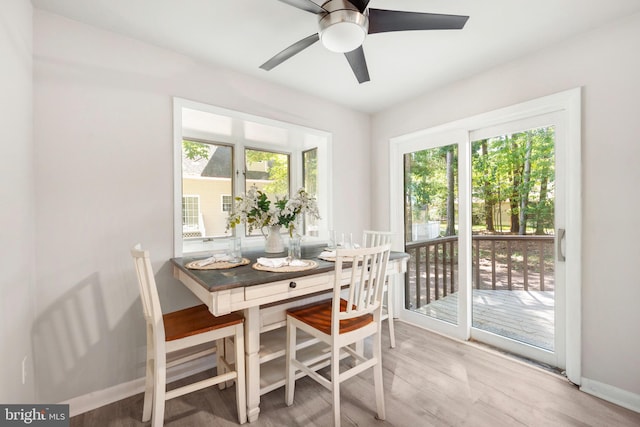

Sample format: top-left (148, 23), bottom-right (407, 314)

top-left (222, 195), bottom-right (232, 212)
top-left (182, 195), bottom-right (201, 237)
top-left (245, 148), bottom-right (290, 198)
top-left (180, 139), bottom-right (233, 251)
top-left (174, 98), bottom-right (332, 255)
top-left (303, 148), bottom-right (319, 236)
top-left (244, 148), bottom-right (291, 236)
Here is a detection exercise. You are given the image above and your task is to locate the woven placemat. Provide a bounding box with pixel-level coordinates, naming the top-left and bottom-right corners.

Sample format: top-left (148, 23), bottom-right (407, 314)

top-left (252, 259), bottom-right (318, 273)
top-left (186, 257), bottom-right (250, 270)
top-left (318, 255), bottom-right (354, 262)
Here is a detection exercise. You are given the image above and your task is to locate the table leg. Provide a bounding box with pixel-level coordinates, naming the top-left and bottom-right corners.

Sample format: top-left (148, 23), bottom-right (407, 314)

top-left (387, 274), bottom-right (396, 348)
top-left (244, 306), bottom-right (261, 422)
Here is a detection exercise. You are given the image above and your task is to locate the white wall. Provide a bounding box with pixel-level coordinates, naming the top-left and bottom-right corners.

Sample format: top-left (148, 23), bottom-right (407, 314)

top-left (0, 0), bottom-right (36, 403)
top-left (32, 10), bottom-right (370, 403)
top-left (372, 12), bottom-right (640, 404)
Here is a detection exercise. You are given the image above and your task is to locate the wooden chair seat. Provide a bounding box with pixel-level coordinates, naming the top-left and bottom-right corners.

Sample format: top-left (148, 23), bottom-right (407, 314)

top-left (285, 244), bottom-right (392, 427)
top-left (164, 305), bottom-right (243, 341)
top-left (287, 299), bottom-right (373, 336)
top-left (131, 244), bottom-right (246, 426)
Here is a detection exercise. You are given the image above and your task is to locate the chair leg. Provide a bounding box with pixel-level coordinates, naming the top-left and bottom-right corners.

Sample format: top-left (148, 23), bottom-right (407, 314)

top-left (285, 320), bottom-right (296, 406)
top-left (216, 338), bottom-right (227, 390)
top-left (331, 345), bottom-right (341, 427)
top-left (387, 277), bottom-right (396, 349)
top-left (142, 327), bottom-right (154, 422)
top-left (234, 324), bottom-right (247, 424)
top-left (152, 352), bottom-right (167, 427)
top-left (372, 331), bottom-right (386, 421)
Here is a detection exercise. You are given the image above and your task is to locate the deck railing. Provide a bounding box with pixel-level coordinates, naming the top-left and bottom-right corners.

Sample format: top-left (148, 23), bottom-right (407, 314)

top-left (405, 234), bottom-right (555, 309)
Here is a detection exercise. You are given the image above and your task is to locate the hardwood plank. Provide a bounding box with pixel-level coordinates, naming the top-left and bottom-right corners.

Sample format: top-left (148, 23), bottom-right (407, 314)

top-left (71, 322), bottom-right (640, 426)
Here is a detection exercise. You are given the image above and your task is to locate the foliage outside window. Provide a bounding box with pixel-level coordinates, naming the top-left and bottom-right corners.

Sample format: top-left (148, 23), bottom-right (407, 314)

top-left (471, 127), bottom-right (555, 235)
top-left (404, 144), bottom-right (458, 241)
top-left (303, 148), bottom-right (319, 236)
top-left (404, 126), bottom-right (555, 243)
top-left (244, 148), bottom-right (290, 236)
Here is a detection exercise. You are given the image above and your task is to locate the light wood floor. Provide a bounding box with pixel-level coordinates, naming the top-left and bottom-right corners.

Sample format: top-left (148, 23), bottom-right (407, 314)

top-left (71, 321), bottom-right (640, 426)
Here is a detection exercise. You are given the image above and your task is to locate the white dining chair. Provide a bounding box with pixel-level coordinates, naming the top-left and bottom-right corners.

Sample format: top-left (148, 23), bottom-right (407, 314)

top-left (130, 244), bottom-right (247, 426)
top-left (285, 244), bottom-right (392, 427)
top-left (362, 230), bottom-right (396, 348)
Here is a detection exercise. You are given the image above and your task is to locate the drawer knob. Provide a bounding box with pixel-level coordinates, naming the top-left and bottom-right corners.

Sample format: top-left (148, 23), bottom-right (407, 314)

top-left (289, 281), bottom-right (297, 288)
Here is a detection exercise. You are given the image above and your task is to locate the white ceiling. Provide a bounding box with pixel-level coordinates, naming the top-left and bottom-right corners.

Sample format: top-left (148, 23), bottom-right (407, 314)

top-left (31, 0), bottom-right (640, 113)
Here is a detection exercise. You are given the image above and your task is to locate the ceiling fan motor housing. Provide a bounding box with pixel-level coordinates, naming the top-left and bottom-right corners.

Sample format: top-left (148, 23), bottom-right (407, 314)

top-left (318, 0), bottom-right (369, 53)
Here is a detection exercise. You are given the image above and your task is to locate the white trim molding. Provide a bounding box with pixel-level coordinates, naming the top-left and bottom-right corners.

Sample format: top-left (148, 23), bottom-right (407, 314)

top-left (581, 377), bottom-right (640, 413)
top-left (62, 357), bottom-right (215, 418)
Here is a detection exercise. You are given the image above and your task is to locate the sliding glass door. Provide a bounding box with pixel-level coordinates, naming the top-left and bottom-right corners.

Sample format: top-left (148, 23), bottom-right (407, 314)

top-left (403, 143), bottom-right (460, 326)
top-left (467, 115), bottom-right (564, 367)
top-left (390, 90), bottom-right (581, 377)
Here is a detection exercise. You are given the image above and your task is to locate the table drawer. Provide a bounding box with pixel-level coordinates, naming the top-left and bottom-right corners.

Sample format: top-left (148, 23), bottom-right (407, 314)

top-left (245, 274), bottom-right (331, 301)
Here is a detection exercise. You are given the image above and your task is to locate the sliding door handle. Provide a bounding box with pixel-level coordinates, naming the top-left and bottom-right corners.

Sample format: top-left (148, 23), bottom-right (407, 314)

top-left (557, 228), bottom-right (566, 262)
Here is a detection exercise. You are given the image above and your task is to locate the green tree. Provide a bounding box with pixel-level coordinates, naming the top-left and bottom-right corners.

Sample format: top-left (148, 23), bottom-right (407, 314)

top-left (472, 139), bottom-right (499, 231)
top-left (245, 149), bottom-right (289, 197)
top-left (471, 126), bottom-right (555, 235)
top-left (404, 144), bottom-right (457, 238)
top-left (182, 140), bottom-right (209, 161)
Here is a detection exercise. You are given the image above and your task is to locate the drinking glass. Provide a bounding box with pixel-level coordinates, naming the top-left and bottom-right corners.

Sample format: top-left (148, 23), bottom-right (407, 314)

top-left (328, 230), bottom-right (337, 249)
top-left (288, 235), bottom-right (301, 260)
top-left (228, 236), bottom-right (242, 263)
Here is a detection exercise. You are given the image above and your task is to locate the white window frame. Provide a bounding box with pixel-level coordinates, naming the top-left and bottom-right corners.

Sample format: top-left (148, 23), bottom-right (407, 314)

top-left (173, 97), bottom-right (332, 255)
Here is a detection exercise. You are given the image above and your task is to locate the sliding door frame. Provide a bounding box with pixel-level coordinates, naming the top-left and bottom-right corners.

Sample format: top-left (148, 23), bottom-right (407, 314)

top-left (389, 88), bottom-right (582, 384)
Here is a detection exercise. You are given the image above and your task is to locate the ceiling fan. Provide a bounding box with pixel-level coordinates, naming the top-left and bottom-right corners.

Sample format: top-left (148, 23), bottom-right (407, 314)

top-left (260, 0), bottom-right (469, 83)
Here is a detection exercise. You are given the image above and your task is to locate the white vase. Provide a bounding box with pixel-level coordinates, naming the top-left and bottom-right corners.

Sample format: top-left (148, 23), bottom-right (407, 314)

top-left (264, 225), bottom-right (285, 253)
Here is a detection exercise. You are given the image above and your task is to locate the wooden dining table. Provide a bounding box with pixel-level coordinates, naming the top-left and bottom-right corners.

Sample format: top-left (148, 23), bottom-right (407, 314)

top-left (170, 243), bottom-right (408, 422)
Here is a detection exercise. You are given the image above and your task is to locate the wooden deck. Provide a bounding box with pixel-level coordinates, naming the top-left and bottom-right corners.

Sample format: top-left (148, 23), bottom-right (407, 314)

top-left (411, 290), bottom-right (555, 350)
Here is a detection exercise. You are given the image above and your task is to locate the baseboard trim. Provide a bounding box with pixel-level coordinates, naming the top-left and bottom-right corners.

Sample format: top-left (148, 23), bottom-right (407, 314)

top-left (581, 377), bottom-right (640, 413)
top-left (62, 357), bottom-right (216, 418)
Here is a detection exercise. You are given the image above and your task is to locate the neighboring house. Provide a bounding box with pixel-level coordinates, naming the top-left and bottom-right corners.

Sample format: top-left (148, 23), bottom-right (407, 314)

top-left (182, 144), bottom-right (271, 238)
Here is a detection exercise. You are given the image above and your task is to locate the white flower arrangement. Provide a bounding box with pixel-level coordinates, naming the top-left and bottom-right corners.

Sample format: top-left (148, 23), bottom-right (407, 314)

top-left (226, 186), bottom-right (320, 236)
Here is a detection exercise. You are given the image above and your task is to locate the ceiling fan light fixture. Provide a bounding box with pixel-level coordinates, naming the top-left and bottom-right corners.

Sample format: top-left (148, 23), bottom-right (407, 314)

top-left (318, 5), bottom-right (369, 53)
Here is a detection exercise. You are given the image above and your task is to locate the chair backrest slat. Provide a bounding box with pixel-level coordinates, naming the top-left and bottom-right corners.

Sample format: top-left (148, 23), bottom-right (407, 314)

top-left (362, 230), bottom-right (393, 248)
top-left (361, 230), bottom-right (393, 309)
top-left (131, 244), bottom-right (164, 336)
top-left (332, 244), bottom-right (391, 332)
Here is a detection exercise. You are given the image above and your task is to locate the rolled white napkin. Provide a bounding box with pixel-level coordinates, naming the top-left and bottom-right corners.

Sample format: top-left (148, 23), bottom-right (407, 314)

top-left (289, 259), bottom-right (307, 267)
top-left (196, 253), bottom-right (232, 267)
top-left (319, 250), bottom-right (336, 258)
top-left (257, 257), bottom-right (288, 268)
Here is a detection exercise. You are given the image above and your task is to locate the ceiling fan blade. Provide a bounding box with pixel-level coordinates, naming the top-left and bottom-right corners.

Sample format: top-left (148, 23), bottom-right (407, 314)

top-left (277, 0), bottom-right (327, 14)
top-left (348, 0), bottom-right (371, 13)
top-left (368, 9), bottom-right (469, 34)
top-left (344, 46), bottom-right (370, 84)
top-left (260, 33), bottom-right (320, 71)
